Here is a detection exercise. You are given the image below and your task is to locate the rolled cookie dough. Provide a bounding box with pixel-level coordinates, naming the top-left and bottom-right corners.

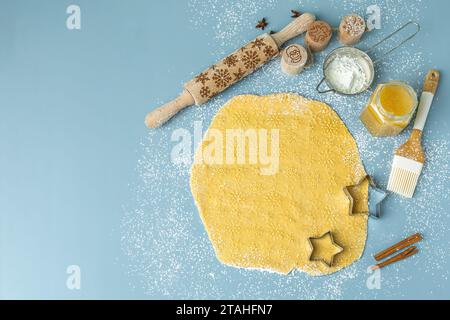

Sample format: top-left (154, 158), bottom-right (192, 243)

top-left (190, 94), bottom-right (368, 276)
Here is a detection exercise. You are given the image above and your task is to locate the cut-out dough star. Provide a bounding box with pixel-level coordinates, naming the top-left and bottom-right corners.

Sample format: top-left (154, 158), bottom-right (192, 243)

top-left (308, 232), bottom-right (344, 268)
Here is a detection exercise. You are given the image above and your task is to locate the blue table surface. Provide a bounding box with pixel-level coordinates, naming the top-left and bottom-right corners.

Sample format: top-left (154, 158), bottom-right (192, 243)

top-left (1, 0), bottom-right (449, 300)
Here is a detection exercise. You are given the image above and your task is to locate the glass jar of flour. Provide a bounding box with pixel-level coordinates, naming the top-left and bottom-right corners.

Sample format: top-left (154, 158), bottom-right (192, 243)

top-left (360, 81), bottom-right (418, 137)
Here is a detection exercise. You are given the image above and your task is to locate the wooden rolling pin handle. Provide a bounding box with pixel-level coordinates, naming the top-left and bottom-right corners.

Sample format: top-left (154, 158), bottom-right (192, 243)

top-left (145, 90), bottom-right (195, 128)
top-left (271, 13), bottom-right (316, 47)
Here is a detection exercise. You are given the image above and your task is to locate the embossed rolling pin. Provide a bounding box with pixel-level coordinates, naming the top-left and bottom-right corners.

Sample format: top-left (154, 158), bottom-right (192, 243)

top-left (145, 13), bottom-right (316, 128)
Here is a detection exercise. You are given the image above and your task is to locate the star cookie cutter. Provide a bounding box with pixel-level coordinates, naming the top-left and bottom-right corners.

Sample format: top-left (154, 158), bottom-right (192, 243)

top-left (344, 176), bottom-right (388, 219)
top-left (367, 177), bottom-right (388, 219)
top-left (308, 231), bottom-right (344, 268)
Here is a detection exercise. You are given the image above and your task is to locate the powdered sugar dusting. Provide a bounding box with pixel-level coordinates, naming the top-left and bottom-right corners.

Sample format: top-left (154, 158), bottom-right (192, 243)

top-left (121, 0), bottom-right (449, 299)
top-left (188, 0), bottom-right (277, 56)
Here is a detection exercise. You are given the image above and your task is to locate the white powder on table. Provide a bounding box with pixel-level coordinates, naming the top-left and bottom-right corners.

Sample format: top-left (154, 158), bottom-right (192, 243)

top-left (325, 55), bottom-right (368, 94)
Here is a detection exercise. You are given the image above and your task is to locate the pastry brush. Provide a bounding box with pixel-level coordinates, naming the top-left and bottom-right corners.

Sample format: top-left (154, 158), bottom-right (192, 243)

top-left (387, 70), bottom-right (440, 198)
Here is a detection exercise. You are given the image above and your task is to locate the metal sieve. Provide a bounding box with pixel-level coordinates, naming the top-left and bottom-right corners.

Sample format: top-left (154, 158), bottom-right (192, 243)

top-left (316, 22), bottom-right (420, 95)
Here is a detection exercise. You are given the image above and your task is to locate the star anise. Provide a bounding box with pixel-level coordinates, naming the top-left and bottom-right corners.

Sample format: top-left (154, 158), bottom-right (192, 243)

top-left (256, 18), bottom-right (268, 30)
top-left (291, 10), bottom-right (301, 18)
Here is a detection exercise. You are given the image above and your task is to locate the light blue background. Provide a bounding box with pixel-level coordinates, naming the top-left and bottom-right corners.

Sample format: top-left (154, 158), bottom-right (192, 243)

top-left (1, 0), bottom-right (449, 300)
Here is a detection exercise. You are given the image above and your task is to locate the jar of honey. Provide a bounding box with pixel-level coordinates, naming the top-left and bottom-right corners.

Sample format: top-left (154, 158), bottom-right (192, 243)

top-left (360, 81), bottom-right (418, 137)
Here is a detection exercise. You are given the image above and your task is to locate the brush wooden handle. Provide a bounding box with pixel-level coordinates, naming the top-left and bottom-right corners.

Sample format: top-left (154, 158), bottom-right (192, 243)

top-left (145, 13), bottom-right (316, 128)
top-left (395, 71), bottom-right (440, 162)
top-left (414, 70), bottom-right (440, 131)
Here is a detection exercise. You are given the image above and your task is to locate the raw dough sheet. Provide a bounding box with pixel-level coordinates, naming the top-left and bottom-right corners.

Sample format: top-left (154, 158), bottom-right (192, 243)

top-left (190, 94), bottom-right (368, 276)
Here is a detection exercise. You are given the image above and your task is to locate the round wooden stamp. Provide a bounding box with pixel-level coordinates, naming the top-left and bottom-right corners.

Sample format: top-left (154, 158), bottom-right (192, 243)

top-left (281, 44), bottom-right (308, 75)
top-left (338, 14), bottom-right (366, 45)
top-left (305, 21), bottom-right (333, 52)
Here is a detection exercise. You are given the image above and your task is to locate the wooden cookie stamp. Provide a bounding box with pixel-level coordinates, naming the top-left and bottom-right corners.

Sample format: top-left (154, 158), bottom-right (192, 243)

top-left (339, 14), bottom-right (366, 45)
top-left (305, 21), bottom-right (333, 52)
top-left (281, 44), bottom-right (308, 75)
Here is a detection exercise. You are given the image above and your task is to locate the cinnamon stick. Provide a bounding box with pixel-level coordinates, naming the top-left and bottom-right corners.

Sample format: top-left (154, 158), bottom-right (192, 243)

top-left (374, 233), bottom-right (423, 262)
top-left (372, 246), bottom-right (419, 271)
